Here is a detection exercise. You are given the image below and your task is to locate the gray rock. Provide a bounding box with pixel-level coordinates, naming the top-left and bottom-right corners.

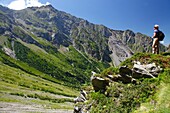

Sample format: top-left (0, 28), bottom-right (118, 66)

top-left (2, 47), bottom-right (16, 59)
top-left (132, 62), bottom-right (161, 78)
top-left (74, 90), bottom-right (87, 103)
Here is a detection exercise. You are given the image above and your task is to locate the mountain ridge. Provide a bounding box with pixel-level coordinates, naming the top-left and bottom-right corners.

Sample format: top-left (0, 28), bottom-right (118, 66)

top-left (0, 4), bottom-right (168, 84)
top-left (0, 5), bottom-right (167, 65)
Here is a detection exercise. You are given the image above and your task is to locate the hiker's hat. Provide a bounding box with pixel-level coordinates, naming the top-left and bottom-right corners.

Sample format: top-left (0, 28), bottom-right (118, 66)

top-left (154, 24), bottom-right (159, 28)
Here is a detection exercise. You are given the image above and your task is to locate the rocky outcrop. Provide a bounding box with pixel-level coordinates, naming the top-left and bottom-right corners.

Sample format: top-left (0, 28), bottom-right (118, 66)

top-left (91, 61), bottom-right (162, 91)
top-left (120, 62), bottom-right (161, 81)
top-left (74, 61), bottom-right (162, 113)
top-left (132, 61), bottom-right (161, 78)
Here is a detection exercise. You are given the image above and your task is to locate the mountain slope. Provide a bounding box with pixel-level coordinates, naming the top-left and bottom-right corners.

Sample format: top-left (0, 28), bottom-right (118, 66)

top-left (1, 5), bottom-right (167, 66)
top-left (0, 4), bottom-right (168, 90)
top-left (0, 50), bottom-right (78, 111)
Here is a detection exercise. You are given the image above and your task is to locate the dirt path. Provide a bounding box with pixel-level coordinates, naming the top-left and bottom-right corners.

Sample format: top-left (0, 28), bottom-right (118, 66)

top-left (0, 102), bottom-right (73, 113)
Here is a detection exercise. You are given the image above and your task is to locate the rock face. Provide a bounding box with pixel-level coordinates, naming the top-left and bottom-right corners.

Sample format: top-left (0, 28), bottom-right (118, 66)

top-left (108, 32), bottom-right (134, 66)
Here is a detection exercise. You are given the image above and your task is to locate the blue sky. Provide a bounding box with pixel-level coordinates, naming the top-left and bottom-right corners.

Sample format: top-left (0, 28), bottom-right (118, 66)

top-left (0, 0), bottom-right (170, 46)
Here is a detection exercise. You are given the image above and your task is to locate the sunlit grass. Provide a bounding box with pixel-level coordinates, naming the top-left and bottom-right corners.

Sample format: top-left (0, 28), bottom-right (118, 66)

top-left (134, 69), bottom-right (170, 113)
top-left (0, 63), bottom-right (78, 96)
top-left (0, 61), bottom-right (78, 109)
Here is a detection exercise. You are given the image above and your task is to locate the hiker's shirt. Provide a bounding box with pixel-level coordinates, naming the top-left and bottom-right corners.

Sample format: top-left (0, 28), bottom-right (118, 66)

top-left (153, 29), bottom-right (159, 39)
top-left (152, 29), bottom-right (159, 47)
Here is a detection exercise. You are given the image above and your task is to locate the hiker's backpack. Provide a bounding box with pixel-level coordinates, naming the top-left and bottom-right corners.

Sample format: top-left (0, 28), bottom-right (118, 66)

top-left (158, 30), bottom-right (165, 41)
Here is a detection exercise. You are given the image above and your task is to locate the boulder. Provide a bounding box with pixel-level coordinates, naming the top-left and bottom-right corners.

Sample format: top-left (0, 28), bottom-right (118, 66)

top-left (91, 76), bottom-right (109, 92)
top-left (119, 66), bottom-right (132, 76)
top-left (132, 63), bottom-right (161, 78)
top-left (118, 66), bottom-right (133, 83)
top-left (118, 74), bottom-right (133, 83)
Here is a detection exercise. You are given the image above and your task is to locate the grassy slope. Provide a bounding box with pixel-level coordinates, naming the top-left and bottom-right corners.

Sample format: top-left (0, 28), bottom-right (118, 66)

top-left (134, 69), bottom-right (170, 113)
top-left (0, 55), bottom-right (78, 109)
top-left (0, 36), bottom-right (80, 110)
top-left (12, 37), bottom-right (108, 87)
top-left (0, 35), bottom-right (108, 110)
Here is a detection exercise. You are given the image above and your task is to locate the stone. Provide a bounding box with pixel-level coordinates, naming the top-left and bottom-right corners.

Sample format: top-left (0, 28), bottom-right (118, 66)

top-left (91, 76), bottom-right (109, 92)
top-left (119, 66), bottom-right (132, 76)
top-left (74, 90), bottom-right (87, 103)
top-left (132, 62), bottom-right (162, 79)
top-left (119, 66), bottom-right (133, 83)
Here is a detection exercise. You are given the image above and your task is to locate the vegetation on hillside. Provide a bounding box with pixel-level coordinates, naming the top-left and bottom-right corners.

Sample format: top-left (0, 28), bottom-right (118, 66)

top-left (0, 35), bottom-right (109, 110)
top-left (88, 53), bottom-right (170, 113)
top-left (134, 69), bottom-right (170, 113)
top-left (0, 35), bottom-right (109, 87)
top-left (0, 50), bottom-right (78, 109)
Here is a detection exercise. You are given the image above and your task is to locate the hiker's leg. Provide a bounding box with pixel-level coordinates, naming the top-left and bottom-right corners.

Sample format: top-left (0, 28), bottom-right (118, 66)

top-left (152, 38), bottom-right (156, 54)
top-left (155, 38), bottom-right (159, 54)
top-left (152, 38), bottom-right (159, 54)
top-left (155, 45), bottom-right (158, 54)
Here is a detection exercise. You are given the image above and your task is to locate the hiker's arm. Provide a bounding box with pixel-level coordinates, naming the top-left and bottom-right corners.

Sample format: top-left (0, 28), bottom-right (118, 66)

top-left (152, 32), bottom-right (156, 38)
